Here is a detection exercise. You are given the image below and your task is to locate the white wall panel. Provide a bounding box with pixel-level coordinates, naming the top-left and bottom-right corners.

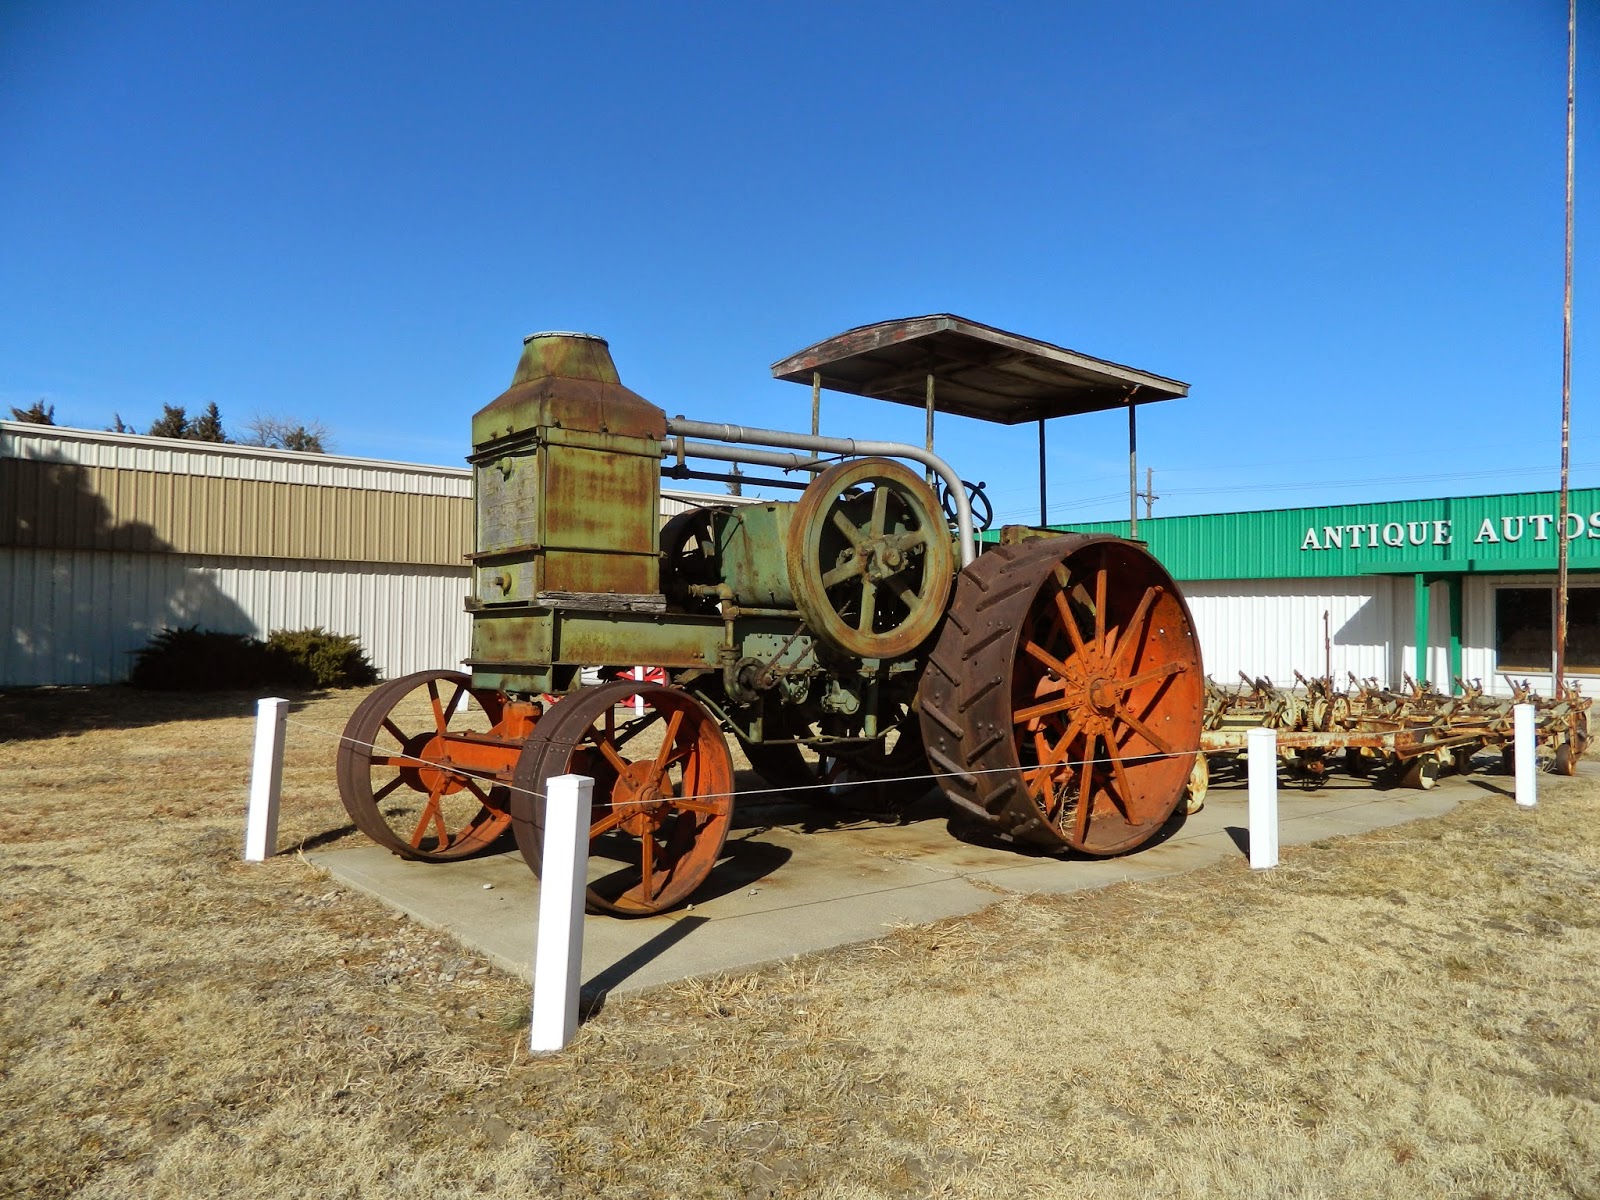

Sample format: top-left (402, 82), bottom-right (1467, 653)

top-left (1180, 577), bottom-right (1394, 689)
top-left (2, 546), bottom-right (469, 686)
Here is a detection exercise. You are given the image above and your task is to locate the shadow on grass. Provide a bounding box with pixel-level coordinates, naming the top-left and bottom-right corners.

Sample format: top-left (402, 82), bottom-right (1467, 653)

top-left (0, 684), bottom-right (344, 743)
top-left (581, 915), bottom-right (711, 1019)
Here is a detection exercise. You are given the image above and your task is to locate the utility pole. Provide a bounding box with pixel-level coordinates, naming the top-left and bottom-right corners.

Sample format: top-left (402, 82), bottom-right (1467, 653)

top-left (1140, 467), bottom-right (1158, 519)
top-left (1556, 0), bottom-right (1576, 692)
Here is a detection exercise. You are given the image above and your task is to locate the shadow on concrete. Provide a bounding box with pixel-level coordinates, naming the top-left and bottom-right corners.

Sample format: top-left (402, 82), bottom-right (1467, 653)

top-left (681, 835), bottom-right (794, 905)
top-left (581, 915), bottom-right (711, 1017)
top-left (1224, 825), bottom-right (1250, 857)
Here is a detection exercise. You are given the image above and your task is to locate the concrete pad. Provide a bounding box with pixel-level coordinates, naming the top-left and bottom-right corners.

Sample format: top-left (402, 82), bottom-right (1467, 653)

top-left (308, 769), bottom-right (1494, 1001)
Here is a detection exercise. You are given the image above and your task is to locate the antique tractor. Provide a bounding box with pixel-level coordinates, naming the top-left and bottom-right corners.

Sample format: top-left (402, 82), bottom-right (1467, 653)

top-left (337, 317), bottom-right (1205, 915)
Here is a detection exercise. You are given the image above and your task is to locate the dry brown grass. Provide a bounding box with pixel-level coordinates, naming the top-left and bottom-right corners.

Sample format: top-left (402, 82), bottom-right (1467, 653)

top-left (2, 684), bottom-right (1598, 1198)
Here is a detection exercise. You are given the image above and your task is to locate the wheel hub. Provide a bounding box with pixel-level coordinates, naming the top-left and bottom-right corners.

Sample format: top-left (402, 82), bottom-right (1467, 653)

top-left (614, 760), bottom-right (673, 837)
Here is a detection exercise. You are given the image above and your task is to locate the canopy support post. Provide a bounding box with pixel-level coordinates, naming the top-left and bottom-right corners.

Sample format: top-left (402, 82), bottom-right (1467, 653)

top-left (1038, 418), bottom-right (1048, 527)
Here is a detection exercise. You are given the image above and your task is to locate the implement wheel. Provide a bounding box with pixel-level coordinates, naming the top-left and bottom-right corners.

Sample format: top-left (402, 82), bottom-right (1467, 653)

top-left (511, 682), bottom-right (734, 916)
top-left (337, 670), bottom-right (529, 861)
top-left (918, 535), bottom-right (1204, 855)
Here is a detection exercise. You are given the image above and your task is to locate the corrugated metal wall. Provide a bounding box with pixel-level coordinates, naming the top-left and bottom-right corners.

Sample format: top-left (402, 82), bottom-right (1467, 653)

top-left (2, 424), bottom-right (471, 565)
top-left (1, 546), bottom-right (470, 686)
top-left (1, 423), bottom-right (742, 687)
top-left (1181, 577), bottom-right (1396, 688)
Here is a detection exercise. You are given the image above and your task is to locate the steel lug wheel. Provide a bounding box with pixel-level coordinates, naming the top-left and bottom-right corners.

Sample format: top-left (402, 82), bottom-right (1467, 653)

top-left (511, 682), bottom-right (734, 916)
top-left (336, 670), bottom-right (529, 861)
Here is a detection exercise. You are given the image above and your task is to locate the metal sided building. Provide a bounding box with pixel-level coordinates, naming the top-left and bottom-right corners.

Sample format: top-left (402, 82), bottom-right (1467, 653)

top-left (0, 421), bottom-right (476, 686)
top-left (1055, 488), bottom-right (1600, 697)
top-left (0, 420), bottom-right (750, 688)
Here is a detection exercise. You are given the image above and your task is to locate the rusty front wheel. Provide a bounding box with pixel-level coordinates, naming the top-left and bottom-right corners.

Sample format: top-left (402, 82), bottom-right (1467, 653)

top-left (336, 670), bottom-right (524, 861)
top-left (919, 535), bottom-right (1204, 855)
top-left (511, 682), bottom-right (734, 916)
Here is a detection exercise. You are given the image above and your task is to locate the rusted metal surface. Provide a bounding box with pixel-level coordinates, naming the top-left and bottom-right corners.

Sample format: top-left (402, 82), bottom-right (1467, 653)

top-left (785, 458), bottom-right (953, 660)
top-left (509, 681), bottom-right (733, 917)
top-left (918, 534), bottom-right (1205, 855)
top-left (771, 314), bottom-right (1188, 424)
top-left (336, 670), bottom-right (538, 860)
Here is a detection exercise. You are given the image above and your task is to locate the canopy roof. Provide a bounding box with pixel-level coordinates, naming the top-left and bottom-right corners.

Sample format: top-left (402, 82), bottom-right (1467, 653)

top-left (771, 314), bottom-right (1188, 425)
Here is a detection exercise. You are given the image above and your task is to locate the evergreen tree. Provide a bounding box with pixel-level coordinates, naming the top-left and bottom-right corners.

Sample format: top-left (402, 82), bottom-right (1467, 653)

top-left (9, 400), bottom-right (55, 424)
top-left (107, 414), bottom-right (134, 433)
top-left (147, 405), bottom-right (190, 438)
top-left (186, 402), bottom-right (226, 442)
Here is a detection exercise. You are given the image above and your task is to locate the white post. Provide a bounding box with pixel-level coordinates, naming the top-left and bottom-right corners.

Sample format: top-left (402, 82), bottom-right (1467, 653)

top-left (1514, 702), bottom-right (1537, 808)
top-left (530, 773), bottom-right (594, 1054)
top-left (1247, 726), bottom-right (1279, 869)
top-left (633, 665), bottom-right (646, 716)
top-left (244, 697), bottom-right (288, 862)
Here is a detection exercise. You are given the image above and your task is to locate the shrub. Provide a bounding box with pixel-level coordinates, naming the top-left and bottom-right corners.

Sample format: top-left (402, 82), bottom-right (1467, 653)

top-left (265, 627), bottom-right (378, 688)
top-left (129, 628), bottom-right (277, 691)
top-left (129, 626), bottom-right (378, 690)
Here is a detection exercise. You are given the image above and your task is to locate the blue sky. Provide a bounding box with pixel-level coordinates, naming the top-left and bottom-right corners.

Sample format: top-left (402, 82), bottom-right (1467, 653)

top-left (1, 1), bottom-right (1593, 526)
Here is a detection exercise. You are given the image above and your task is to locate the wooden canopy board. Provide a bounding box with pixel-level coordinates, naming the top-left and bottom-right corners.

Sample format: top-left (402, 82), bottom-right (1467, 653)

top-left (770, 314), bottom-right (1188, 425)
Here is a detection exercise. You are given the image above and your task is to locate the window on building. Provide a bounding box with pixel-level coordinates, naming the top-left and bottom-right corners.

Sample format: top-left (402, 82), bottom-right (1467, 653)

top-left (1495, 586), bottom-right (1600, 672)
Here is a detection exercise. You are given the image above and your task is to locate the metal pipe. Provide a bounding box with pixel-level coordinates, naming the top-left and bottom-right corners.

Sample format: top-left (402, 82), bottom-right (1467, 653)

top-left (1038, 418), bottom-right (1047, 527)
top-left (662, 419), bottom-right (976, 565)
top-left (1127, 389), bottom-right (1139, 539)
top-left (811, 371), bottom-right (821, 439)
top-left (663, 464), bottom-right (810, 491)
top-left (924, 372), bottom-right (936, 486)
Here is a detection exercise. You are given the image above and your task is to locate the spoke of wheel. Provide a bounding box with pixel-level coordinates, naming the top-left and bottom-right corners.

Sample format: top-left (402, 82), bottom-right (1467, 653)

top-left (652, 710), bottom-right (685, 774)
top-left (822, 559), bottom-right (860, 589)
top-left (444, 684), bottom-right (466, 726)
top-left (461, 776), bottom-right (492, 804)
top-left (1113, 660), bottom-right (1187, 693)
top-left (1013, 692), bottom-right (1081, 725)
top-left (373, 774), bottom-right (404, 802)
top-left (670, 797), bottom-right (724, 816)
top-left (1114, 703), bottom-right (1174, 755)
top-left (1110, 585), bottom-right (1164, 674)
top-left (411, 780), bottom-right (448, 849)
top-left (381, 718), bottom-right (406, 745)
top-left (1073, 733), bottom-right (1097, 841)
top-left (1022, 638), bottom-right (1071, 679)
top-left (890, 575), bottom-right (919, 610)
top-left (596, 737), bottom-right (630, 776)
top-left (639, 833), bottom-right (657, 901)
top-left (858, 577), bottom-right (878, 632)
top-left (868, 484), bottom-right (889, 538)
top-left (589, 807), bottom-right (630, 838)
top-left (1023, 718), bottom-right (1080, 789)
top-left (371, 754), bottom-right (411, 768)
top-left (1093, 565), bottom-right (1108, 653)
top-left (1051, 567), bottom-right (1088, 656)
top-left (1100, 738), bottom-right (1136, 821)
top-left (831, 508), bottom-right (863, 544)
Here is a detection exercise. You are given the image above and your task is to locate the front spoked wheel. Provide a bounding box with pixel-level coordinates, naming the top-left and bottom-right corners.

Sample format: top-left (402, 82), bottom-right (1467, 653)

top-left (511, 682), bottom-right (734, 916)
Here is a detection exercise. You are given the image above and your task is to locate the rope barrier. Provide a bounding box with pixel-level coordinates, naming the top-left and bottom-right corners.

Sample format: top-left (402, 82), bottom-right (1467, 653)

top-left (283, 711), bottom-right (1212, 813)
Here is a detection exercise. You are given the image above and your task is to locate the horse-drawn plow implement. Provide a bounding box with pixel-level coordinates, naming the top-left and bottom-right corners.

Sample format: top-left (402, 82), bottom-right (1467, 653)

top-left (1195, 671), bottom-right (1591, 800)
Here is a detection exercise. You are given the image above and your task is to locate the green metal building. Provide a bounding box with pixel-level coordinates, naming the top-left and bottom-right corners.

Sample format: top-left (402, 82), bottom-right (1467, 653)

top-left (1046, 487), bottom-right (1600, 696)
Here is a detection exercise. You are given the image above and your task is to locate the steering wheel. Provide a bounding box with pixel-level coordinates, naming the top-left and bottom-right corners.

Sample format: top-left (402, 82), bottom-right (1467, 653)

top-left (938, 478), bottom-right (994, 533)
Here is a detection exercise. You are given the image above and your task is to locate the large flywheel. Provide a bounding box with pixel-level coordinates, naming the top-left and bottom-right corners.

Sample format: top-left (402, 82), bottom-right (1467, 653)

top-left (918, 535), bottom-right (1204, 855)
top-left (786, 457), bottom-right (954, 659)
